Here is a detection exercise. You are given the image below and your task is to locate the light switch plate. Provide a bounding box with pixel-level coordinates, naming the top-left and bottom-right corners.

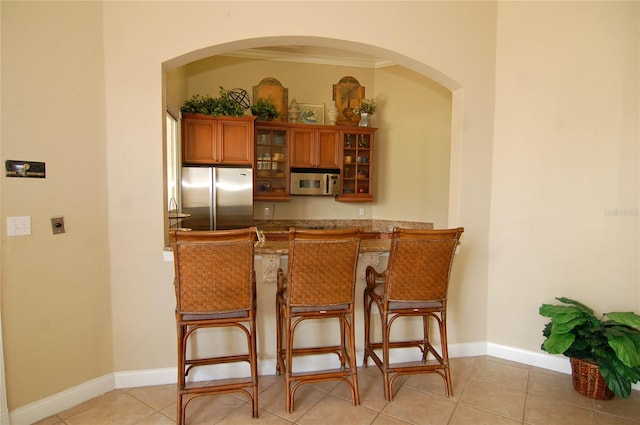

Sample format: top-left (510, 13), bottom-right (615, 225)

top-left (7, 216), bottom-right (31, 236)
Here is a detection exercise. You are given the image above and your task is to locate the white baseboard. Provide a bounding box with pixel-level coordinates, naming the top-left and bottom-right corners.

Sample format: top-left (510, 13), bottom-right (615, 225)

top-left (12, 342), bottom-right (639, 424)
top-left (9, 374), bottom-right (114, 425)
top-left (486, 342), bottom-right (572, 374)
top-left (114, 367), bottom-right (176, 389)
top-left (113, 360), bottom-right (280, 389)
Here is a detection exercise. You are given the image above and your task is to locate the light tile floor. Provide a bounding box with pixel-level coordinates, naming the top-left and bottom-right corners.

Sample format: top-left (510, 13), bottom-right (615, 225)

top-left (34, 356), bottom-right (640, 425)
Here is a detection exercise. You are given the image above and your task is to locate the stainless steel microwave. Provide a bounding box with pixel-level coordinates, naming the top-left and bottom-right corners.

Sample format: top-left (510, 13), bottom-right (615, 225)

top-left (290, 168), bottom-right (340, 196)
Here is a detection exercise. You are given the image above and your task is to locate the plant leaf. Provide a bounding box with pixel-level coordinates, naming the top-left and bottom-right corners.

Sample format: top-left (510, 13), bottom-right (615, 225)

top-left (551, 316), bottom-right (590, 334)
top-left (543, 332), bottom-right (575, 354)
top-left (555, 297), bottom-right (595, 315)
top-left (539, 304), bottom-right (584, 318)
top-left (600, 357), bottom-right (632, 398)
top-left (606, 312), bottom-right (640, 329)
top-left (607, 334), bottom-right (640, 368)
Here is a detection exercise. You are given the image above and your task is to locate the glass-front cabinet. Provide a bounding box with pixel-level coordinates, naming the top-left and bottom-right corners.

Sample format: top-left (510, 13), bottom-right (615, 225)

top-left (337, 128), bottom-right (376, 202)
top-left (255, 123), bottom-right (289, 201)
top-left (253, 122), bottom-right (376, 202)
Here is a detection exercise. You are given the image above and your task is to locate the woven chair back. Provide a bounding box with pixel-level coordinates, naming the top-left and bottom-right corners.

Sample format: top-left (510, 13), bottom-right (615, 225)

top-left (385, 228), bottom-right (463, 303)
top-left (171, 228), bottom-right (256, 315)
top-left (286, 228), bottom-right (362, 306)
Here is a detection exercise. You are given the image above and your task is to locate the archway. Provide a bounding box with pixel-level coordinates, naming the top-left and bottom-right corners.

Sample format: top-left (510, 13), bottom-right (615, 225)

top-left (163, 37), bottom-right (463, 227)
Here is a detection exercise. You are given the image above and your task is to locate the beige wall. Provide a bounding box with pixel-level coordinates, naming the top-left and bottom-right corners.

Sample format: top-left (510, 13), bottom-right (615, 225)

top-left (0, 1), bottom-right (113, 408)
top-left (489, 2), bottom-right (640, 350)
top-left (0, 0), bottom-right (637, 415)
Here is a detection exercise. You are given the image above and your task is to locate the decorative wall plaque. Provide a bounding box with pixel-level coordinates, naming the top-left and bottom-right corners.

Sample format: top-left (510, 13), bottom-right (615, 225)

top-left (332, 76), bottom-right (365, 126)
top-left (6, 160), bottom-right (46, 178)
top-left (253, 77), bottom-right (288, 122)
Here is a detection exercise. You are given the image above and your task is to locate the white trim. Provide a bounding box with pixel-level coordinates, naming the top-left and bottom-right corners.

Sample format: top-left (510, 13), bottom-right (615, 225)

top-left (163, 249), bottom-right (173, 262)
top-left (221, 48), bottom-right (394, 69)
top-left (12, 342), bottom-right (640, 424)
top-left (114, 367), bottom-right (175, 389)
top-left (9, 374), bottom-right (114, 425)
top-left (0, 315), bottom-right (9, 425)
top-left (486, 342), bottom-right (572, 374)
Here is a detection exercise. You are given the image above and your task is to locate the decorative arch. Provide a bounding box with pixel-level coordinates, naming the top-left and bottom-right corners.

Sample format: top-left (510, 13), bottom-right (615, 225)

top-left (162, 36), bottom-right (463, 226)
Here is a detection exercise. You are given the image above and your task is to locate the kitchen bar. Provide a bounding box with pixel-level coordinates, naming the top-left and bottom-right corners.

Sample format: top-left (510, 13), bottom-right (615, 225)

top-left (165, 219), bottom-right (437, 383)
top-left (251, 219), bottom-right (433, 284)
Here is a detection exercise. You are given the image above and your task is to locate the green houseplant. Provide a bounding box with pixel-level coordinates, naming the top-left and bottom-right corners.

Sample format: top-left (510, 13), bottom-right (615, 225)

top-left (250, 98), bottom-right (279, 121)
top-left (539, 297), bottom-right (640, 398)
top-left (180, 88), bottom-right (245, 117)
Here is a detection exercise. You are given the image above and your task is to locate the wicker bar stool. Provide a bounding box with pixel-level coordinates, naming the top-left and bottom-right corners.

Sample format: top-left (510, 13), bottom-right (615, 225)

top-left (276, 227), bottom-right (362, 413)
top-left (363, 227), bottom-right (464, 401)
top-left (170, 227), bottom-right (258, 424)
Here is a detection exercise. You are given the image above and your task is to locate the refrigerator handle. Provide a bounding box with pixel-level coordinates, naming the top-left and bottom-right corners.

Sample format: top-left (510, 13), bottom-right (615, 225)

top-left (211, 168), bottom-right (217, 230)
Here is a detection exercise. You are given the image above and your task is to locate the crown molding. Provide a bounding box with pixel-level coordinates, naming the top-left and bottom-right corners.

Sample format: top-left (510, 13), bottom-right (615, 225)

top-left (221, 48), bottom-right (394, 69)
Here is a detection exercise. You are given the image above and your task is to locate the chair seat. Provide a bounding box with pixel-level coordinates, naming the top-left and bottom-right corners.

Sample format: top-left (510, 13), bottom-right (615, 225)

top-left (372, 284), bottom-right (444, 310)
top-left (291, 304), bottom-right (350, 313)
top-left (280, 289), bottom-right (350, 313)
top-left (180, 310), bottom-right (250, 321)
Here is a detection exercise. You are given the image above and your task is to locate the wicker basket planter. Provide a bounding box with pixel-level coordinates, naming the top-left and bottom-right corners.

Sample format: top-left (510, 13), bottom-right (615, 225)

top-left (570, 357), bottom-right (614, 400)
top-left (540, 297), bottom-right (640, 399)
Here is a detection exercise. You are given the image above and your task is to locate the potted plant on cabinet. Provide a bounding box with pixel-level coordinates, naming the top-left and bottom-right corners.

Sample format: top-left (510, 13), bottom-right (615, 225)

top-left (180, 88), bottom-right (245, 117)
top-left (250, 98), bottom-right (280, 121)
top-left (353, 98), bottom-right (376, 127)
top-left (539, 297), bottom-right (640, 399)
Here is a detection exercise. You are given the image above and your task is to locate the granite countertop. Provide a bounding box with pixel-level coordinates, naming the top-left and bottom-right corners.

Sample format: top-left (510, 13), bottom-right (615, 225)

top-left (253, 219), bottom-right (433, 234)
top-left (165, 220), bottom-right (431, 257)
top-left (254, 239), bottom-right (391, 255)
top-left (252, 219), bottom-right (432, 255)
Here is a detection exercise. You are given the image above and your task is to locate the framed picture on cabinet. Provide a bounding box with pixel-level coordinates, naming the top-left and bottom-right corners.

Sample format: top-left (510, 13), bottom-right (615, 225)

top-left (297, 103), bottom-right (324, 125)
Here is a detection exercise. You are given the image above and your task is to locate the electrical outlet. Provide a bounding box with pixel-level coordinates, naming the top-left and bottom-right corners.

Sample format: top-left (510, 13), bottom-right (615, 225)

top-left (359, 208), bottom-right (365, 217)
top-left (264, 207), bottom-right (270, 216)
top-left (51, 216), bottom-right (65, 234)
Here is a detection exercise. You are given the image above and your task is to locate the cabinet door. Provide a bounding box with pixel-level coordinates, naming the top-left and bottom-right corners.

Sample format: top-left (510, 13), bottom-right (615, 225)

top-left (337, 129), bottom-right (376, 202)
top-left (316, 130), bottom-right (340, 168)
top-left (290, 127), bottom-right (339, 168)
top-left (290, 128), bottom-right (314, 167)
top-left (218, 118), bottom-right (254, 165)
top-left (255, 125), bottom-right (289, 201)
top-left (182, 117), bottom-right (217, 163)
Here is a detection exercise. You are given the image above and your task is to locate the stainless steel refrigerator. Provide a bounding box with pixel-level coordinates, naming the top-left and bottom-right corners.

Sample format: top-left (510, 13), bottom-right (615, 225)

top-left (180, 166), bottom-right (254, 231)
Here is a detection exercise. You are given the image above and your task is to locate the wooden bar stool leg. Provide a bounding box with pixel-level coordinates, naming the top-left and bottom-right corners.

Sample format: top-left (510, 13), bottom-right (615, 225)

top-left (421, 315), bottom-right (430, 362)
top-left (363, 293), bottom-right (371, 367)
top-left (347, 314), bottom-right (360, 405)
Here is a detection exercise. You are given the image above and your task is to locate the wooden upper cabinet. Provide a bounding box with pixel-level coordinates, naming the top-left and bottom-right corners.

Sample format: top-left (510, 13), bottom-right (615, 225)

top-left (336, 128), bottom-right (377, 202)
top-left (218, 118), bottom-right (255, 164)
top-left (182, 114), bottom-right (255, 165)
top-left (255, 123), bottom-right (289, 201)
top-left (182, 115), bottom-right (216, 163)
top-left (290, 127), bottom-right (340, 168)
